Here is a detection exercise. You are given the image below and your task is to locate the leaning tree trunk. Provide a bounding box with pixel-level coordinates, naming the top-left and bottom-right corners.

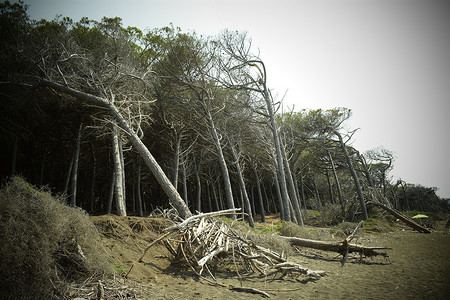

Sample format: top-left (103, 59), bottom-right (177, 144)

top-left (229, 143), bottom-right (254, 227)
top-left (172, 131), bottom-right (182, 190)
top-left (194, 160), bottom-right (202, 213)
top-left (273, 169), bottom-right (286, 221)
top-left (181, 159), bottom-right (189, 206)
top-left (264, 89), bottom-right (291, 222)
top-left (118, 136), bottom-right (126, 204)
top-left (326, 170), bottom-right (335, 205)
top-left (279, 137), bottom-right (304, 227)
top-left (70, 121), bottom-right (82, 207)
top-left (334, 130), bottom-right (368, 220)
top-left (366, 201), bottom-right (431, 233)
top-left (206, 109), bottom-right (236, 219)
top-left (328, 150), bottom-right (345, 212)
top-left (112, 125), bottom-right (127, 216)
top-left (39, 80), bottom-right (192, 219)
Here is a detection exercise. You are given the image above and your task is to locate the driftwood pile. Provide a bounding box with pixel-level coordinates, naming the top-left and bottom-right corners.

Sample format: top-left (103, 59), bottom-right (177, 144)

top-left (139, 209), bottom-right (325, 281)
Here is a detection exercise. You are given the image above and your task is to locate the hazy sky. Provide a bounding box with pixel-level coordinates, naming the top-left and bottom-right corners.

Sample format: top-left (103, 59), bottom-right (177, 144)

top-left (22, 0), bottom-right (450, 198)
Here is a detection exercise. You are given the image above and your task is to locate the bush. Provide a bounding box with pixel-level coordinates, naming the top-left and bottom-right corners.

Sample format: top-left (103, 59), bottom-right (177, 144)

top-left (0, 177), bottom-right (111, 299)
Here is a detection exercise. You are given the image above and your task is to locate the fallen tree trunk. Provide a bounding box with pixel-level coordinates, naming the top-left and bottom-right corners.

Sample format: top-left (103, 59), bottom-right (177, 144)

top-left (366, 201), bottom-right (431, 233)
top-left (281, 236), bottom-right (391, 259)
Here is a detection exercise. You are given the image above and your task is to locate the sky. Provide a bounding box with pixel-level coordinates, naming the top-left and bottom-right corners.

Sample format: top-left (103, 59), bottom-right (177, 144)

top-left (22, 0), bottom-right (450, 198)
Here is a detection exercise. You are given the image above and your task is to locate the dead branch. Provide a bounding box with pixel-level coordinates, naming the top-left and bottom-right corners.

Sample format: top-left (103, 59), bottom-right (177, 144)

top-left (139, 208), bottom-right (325, 284)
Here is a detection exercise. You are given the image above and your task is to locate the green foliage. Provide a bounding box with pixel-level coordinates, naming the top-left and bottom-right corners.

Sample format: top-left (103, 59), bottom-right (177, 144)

top-left (0, 177), bottom-right (111, 299)
top-left (110, 262), bottom-right (127, 275)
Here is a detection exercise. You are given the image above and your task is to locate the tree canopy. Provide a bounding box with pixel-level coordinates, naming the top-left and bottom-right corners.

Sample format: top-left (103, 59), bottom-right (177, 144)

top-left (1, 1), bottom-right (447, 224)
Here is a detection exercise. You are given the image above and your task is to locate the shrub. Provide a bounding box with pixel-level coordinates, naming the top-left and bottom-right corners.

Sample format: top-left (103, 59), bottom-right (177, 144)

top-left (0, 177), bottom-right (111, 299)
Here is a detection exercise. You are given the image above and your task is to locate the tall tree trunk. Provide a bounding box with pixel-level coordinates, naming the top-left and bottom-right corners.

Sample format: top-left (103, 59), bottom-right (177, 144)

top-left (172, 131), bottom-right (182, 190)
top-left (264, 88), bottom-right (290, 222)
top-left (211, 179), bottom-right (220, 212)
top-left (112, 125), bottom-right (127, 216)
top-left (326, 169), bottom-right (335, 205)
top-left (273, 170), bottom-right (285, 221)
top-left (194, 163), bottom-right (202, 213)
top-left (206, 181), bottom-right (212, 212)
top-left (280, 138), bottom-right (304, 227)
top-left (118, 137), bottom-right (126, 204)
top-left (328, 150), bottom-right (345, 212)
top-left (40, 80), bottom-right (192, 219)
top-left (298, 170), bottom-right (307, 215)
top-left (252, 167), bottom-right (265, 224)
top-left (217, 180), bottom-right (224, 211)
top-left (206, 110), bottom-right (235, 219)
top-left (70, 122), bottom-right (82, 207)
top-left (64, 153), bottom-right (74, 195)
top-left (261, 183), bottom-right (271, 214)
top-left (229, 141), bottom-right (254, 227)
top-left (181, 160), bottom-right (188, 206)
top-left (334, 130), bottom-right (368, 220)
top-left (357, 152), bottom-right (374, 188)
top-left (313, 175), bottom-right (322, 210)
top-left (250, 185), bottom-right (257, 218)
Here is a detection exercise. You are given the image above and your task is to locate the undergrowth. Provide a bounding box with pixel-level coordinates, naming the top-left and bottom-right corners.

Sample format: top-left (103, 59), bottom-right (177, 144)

top-left (0, 177), bottom-right (111, 299)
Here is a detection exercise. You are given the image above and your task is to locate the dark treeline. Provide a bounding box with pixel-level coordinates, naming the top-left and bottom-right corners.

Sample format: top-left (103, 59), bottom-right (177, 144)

top-left (0, 1), bottom-right (447, 224)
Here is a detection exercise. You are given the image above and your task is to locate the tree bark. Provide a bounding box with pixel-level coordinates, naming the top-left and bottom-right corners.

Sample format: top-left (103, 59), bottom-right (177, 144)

top-left (70, 122), bottom-right (82, 207)
top-left (39, 79), bottom-right (192, 219)
top-left (280, 137), bottom-right (304, 227)
top-left (181, 159), bottom-right (189, 206)
top-left (136, 159), bottom-right (143, 217)
top-left (252, 166), bottom-right (265, 224)
top-left (298, 169), bottom-right (307, 213)
top-left (334, 130), bottom-right (368, 220)
top-left (118, 136), bottom-right (126, 204)
top-left (313, 174), bottom-right (322, 210)
top-left (273, 170), bottom-right (285, 221)
top-left (229, 142), bottom-right (255, 227)
top-left (264, 89), bottom-right (291, 222)
top-left (328, 150), bottom-right (345, 212)
top-left (326, 169), bottom-right (335, 204)
top-left (112, 125), bottom-right (127, 216)
top-left (194, 161), bottom-right (202, 213)
top-left (172, 131), bottom-right (182, 190)
top-left (206, 109), bottom-right (236, 219)
top-left (282, 236), bottom-right (390, 257)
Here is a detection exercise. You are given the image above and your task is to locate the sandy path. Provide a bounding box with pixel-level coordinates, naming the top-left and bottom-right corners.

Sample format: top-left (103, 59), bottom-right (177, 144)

top-left (147, 230), bottom-right (450, 299)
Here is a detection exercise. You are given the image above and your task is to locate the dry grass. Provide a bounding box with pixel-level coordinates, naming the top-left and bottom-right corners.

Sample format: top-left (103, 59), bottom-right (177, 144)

top-left (0, 177), bottom-right (111, 299)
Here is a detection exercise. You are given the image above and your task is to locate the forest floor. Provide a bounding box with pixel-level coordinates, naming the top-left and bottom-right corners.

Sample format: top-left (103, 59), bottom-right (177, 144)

top-left (88, 214), bottom-right (450, 300)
